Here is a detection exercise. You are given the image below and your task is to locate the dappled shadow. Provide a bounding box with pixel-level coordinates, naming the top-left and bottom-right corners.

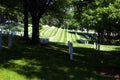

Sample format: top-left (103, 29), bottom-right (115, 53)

top-left (114, 47), bottom-right (120, 51)
top-left (0, 37), bottom-right (119, 80)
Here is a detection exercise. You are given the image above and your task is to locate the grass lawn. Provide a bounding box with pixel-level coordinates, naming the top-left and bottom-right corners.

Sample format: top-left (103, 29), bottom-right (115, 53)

top-left (0, 35), bottom-right (120, 80)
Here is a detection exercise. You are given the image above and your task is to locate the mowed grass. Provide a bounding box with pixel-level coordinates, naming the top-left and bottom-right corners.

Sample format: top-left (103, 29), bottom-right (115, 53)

top-left (0, 35), bottom-right (120, 80)
top-left (0, 26), bottom-right (120, 80)
top-left (40, 26), bottom-right (120, 51)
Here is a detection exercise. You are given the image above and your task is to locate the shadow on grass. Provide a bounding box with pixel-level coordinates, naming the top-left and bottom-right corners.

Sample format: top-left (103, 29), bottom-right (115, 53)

top-left (0, 37), bottom-right (119, 80)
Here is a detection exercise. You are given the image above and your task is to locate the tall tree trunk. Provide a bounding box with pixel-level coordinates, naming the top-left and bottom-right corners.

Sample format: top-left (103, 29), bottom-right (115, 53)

top-left (23, 9), bottom-right (29, 40)
top-left (107, 27), bottom-right (111, 44)
top-left (31, 15), bottom-right (40, 44)
top-left (28, 0), bottom-right (52, 44)
top-left (23, 0), bottom-right (29, 40)
top-left (97, 26), bottom-right (101, 44)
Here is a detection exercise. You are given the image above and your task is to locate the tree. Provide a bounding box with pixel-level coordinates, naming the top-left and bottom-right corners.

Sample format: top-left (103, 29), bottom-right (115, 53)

top-left (23, 0), bottom-right (52, 44)
top-left (1, 0), bottom-right (73, 44)
top-left (73, 0), bottom-right (120, 44)
top-left (23, 0), bottom-right (72, 44)
top-left (23, 0), bottom-right (29, 40)
top-left (0, 0), bottom-right (23, 23)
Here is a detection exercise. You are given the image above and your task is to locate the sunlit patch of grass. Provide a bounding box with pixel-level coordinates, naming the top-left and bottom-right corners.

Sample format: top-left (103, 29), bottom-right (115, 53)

top-left (9, 59), bottom-right (28, 66)
top-left (100, 45), bottom-right (120, 51)
top-left (0, 68), bottom-right (27, 80)
top-left (0, 58), bottom-right (43, 80)
top-left (0, 68), bottom-right (41, 80)
top-left (58, 67), bottom-right (69, 72)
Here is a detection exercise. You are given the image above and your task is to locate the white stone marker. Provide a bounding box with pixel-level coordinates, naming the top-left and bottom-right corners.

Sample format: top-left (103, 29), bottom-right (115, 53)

top-left (0, 31), bottom-right (2, 50)
top-left (97, 43), bottom-right (100, 50)
top-left (94, 42), bottom-right (100, 50)
top-left (85, 40), bottom-right (89, 44)
top-left (68, 41), bottom-right (73, 61)
top-left (94, 42), bottom-right (97, 49)
top-left (8, 33), bottom-right (13, 48)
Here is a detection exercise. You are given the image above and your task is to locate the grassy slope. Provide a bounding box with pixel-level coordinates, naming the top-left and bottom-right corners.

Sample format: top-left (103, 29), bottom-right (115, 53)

top-left (1, 26), bottom-right (120, 80)
top-left (40, 26), bottom-right (50, 37)
top-left (52, 28), bottom-right (63, 42)
top-left (1, 36), bottom-right (119, 80)
top-left (49, 27), bottom-right (58, 37)
top-left (41, 26), bottom-right (120, 52)
top-left (59, 29), bottom-right (67, 43)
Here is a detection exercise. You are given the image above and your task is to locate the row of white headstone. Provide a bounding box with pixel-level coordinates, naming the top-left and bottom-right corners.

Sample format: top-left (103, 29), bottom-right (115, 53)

top-left (67, 41), bottom-right (100, 61)
top-left (80, 39), bottom-right (100, 50)
top-left (80, 39), bottom-right (89, 44)
top-left (79, 34), bottom-right (100, 50)
top-left (0, 31), bottom-right (13, 50)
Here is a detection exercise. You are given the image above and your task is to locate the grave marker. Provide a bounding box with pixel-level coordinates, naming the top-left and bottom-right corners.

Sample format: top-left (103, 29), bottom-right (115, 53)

top-left (93, 42), bottom-right (100, 50)
top-left (40, 38), bottom-right (49, 44)
top-left (68, 41), bottom-right (73, 61)
top-left (94, 42), bottom-right (97, 49)
top-left (28, 34), bottom-right (32, 38)
top-left (85, 40), bottom-right (89, 44)
top-left (13, 31), bottom-right (16, 35)
top-left (0, 31), bottom-right (2, 50)
top-left (97, 43), bottom-right (100, 50)
top-left (8, 33), bottom-right (13, 48)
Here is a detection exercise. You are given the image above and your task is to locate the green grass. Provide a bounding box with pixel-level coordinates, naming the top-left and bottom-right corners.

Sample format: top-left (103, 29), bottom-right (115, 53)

top-left (100, 44), bottom-right (120, 51)
top-left (44, 27), bottom-right (58, 38)
top-left (52, 28), bottom-right (63, 42)
top-left (59, 29), bottom-right (67, 43)
top-left (28, 27), bottom-right (32, 34)
top-left (40, 27), bottom-right (120, 51)
top-left (50, 27), bottom-right (58, 37)
top-left (40, 26), bottom-right (50, 37)
top-left (0, 68), bottom-right (27, 80)
top-left (1, 36), bottom-right (119, 80)
top-left (0, 26), bottom-right (120, 80)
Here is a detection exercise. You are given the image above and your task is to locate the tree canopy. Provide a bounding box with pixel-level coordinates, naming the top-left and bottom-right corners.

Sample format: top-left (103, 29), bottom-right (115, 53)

top-left (0, 0), bottom-right (120, 44)
top-left (73, 0), bottom-right (120, 43)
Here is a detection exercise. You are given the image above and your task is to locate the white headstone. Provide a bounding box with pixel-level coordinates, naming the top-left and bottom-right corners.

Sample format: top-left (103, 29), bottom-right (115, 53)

top-left (94, 42), bottom-right (96, 49)
top-left (13, 31), bottom-right (16, 35)
top-left (97, 43), bottom-right (100, 50)
top-left (93, 42), bottom-right (100, 50)
top-left (8, 33), bottom-right (13, 48)
top-left (0, 31), bottom-right (2, 50)
top-left (87, 41), bottom-right (89, 44)
top-left (85, 41), bottom-right (89, 44)
top-left (28, 34), bottom-right (32, 38)
top-left (68, 41), bottom-right (73, 61)
top-left (21, 31), bottom-right (23, 37)
top-left (40, 38), bottom-right (49, 44)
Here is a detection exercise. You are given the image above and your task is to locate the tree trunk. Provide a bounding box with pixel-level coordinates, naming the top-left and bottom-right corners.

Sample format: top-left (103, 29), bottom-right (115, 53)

top-left (31, 15), bottom-right (40, 44)
top-left (23, 0), bottom-right (29, 40)
top-left (28, 0), bottom-right (52, 44)
top-left (97, 27), bottom-right (101, 44)
top-left (106, 26), bottom-right (111, 44)
top-left (23, 9), bottom-right (29, 40)
top-left (107, 30), bottom-right (111, 44)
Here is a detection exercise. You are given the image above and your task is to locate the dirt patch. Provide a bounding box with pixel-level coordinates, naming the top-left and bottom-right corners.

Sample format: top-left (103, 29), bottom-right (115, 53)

top-left (96, 67), bottom-right (120, 80)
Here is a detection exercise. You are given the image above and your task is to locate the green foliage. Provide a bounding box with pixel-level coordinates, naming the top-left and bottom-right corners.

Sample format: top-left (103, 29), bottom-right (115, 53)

top-left (73, 0), bottom-right (120, 30)
top-left (0, 0), bottom-right (23, 23)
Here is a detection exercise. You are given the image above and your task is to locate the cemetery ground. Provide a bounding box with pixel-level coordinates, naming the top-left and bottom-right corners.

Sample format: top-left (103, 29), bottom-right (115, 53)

top-left (0, 37), bottom-right (120, 80)
top-left (0, 26), bottom-right (120, 80)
